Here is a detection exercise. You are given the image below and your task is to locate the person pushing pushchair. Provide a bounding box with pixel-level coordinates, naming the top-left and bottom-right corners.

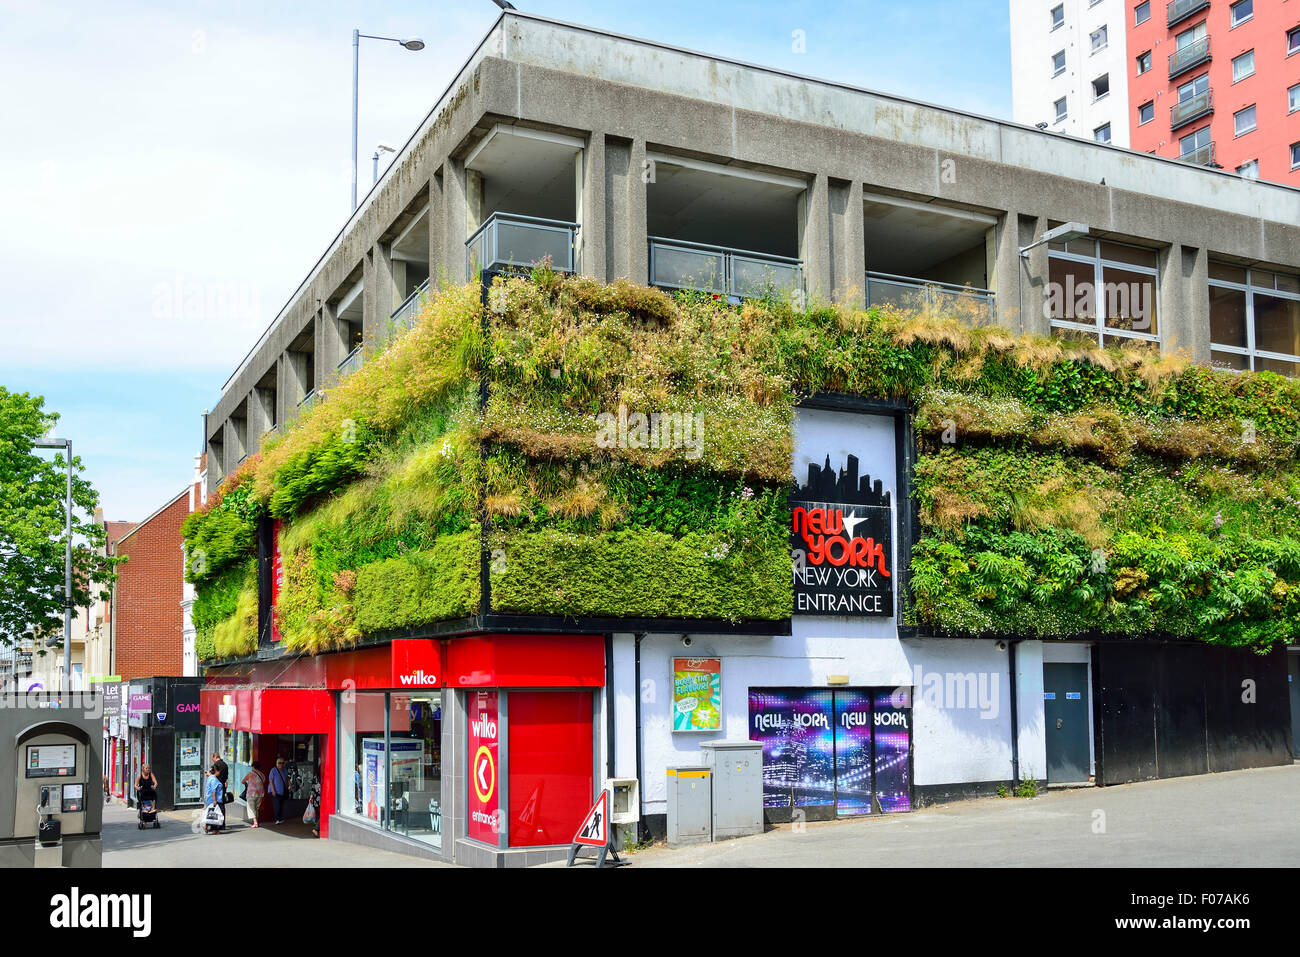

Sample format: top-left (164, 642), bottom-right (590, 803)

top-left (135, 764), bottom-right (161, 830)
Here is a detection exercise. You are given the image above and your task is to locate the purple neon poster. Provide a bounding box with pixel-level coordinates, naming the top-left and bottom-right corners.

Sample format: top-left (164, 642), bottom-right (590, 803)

top-left (747, 689), bottom-right (835, 809)
top-left (833, 689), bottom-right (874, 816)
top-left (872, 689), bottom-right (912, 812)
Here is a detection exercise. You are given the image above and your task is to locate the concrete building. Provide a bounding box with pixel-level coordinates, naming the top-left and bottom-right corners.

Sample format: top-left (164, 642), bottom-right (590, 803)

top-left (199, 12), bottom-right (1300, 862)
top-left (1012, 0), bottom-right (1134, 147)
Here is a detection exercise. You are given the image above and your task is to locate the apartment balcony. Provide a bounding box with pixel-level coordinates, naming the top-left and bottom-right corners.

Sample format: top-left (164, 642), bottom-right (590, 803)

top-left (390, 277), bottom-right (430, 333)
top-left (866, 271), bottom-right (996, 323)
top-left (338, 346), bottom-right (363, 379)
top-left (1169, 37), bottom-right (1211, 79)
top-left (1166, 0), bottom-right (1209, 28)
top-left (466, 212), bottom-right (579, 278)
top-left (648, 237), bottom-right (804, 302)
top-left (1170, 89), bottom-right (1213, 130)
top-left (1178, 141), bottom-right (1216, 167)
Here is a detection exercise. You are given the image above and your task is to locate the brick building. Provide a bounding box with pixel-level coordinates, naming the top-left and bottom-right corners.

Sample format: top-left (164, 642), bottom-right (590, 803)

top-left (110, 486), bottom-right (193, 680)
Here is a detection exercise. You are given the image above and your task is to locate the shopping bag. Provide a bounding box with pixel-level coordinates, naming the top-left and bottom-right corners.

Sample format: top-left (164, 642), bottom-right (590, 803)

top-left (203, 802), bottom-right (224, 828)
top-left (303, 801), bottom-right (317, 824)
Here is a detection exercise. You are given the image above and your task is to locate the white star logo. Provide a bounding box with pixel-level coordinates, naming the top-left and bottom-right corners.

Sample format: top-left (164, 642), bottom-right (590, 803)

top-left (841, 511), bottom-right (867, 539)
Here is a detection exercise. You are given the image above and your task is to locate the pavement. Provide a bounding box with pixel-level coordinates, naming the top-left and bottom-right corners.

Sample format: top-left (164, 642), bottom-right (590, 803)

top-left (622, 762), bottom-right (1300, 868)
top-left (101, 799), bottom-right (447, 868)
top-left (98, 763), bottom-right (1298, 868)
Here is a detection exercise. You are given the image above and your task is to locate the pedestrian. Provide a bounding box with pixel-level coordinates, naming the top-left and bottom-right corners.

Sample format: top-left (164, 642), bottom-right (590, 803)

top-left (103, 775), bottom-right (111, 804)
top-left (268, 757), bottom-right (289, 825)
top-left (210, 752), bottom-right (229, 789)
top-left (307, 764), bottom-right (322, 838)
top-left (203, 767), bottom-right (225, 834)
top-left (135, 764), bottom-right (159, 806)
top-left (241, 761), bottom-right (267, 828)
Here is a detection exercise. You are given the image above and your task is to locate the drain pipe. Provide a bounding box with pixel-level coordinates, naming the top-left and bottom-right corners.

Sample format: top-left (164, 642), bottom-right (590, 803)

top-left (633, 633), bottom-right (645, 837)
top-left (1008, 639), bottom-right (1021, 786)
top-left (604, 634), bottom-right (615, 782)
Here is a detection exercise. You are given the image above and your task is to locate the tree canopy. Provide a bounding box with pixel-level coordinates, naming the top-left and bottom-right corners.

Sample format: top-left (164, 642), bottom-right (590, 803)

top-left (0, 388), bottom-right (119, 648)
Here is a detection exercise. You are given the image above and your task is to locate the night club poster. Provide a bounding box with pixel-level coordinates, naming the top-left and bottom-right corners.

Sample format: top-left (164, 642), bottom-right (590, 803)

top-left (748, 689), bottom-right (835, 809)
top-left (833, 689), bottom-right (874, 817)
top-left (872, 689), bottom-right (912, 813)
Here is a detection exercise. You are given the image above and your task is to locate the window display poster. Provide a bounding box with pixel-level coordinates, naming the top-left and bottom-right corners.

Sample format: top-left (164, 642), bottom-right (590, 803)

top-left (361, 738), bottom-right (423, 824)
top-left (833, 689), bottom-right (873, 817)
top-left (179, 734), bottom-right (202, 767)
top-left (748, 689), bottom-right (835, 809)
top-left (466, 691), bottom-right (499, 844)
top-left (672, 658), bottom-right (722, 732)
top-left (178, 770), bottom-right (202, 801)
top-left (872, 690), bottom-right (912, 813)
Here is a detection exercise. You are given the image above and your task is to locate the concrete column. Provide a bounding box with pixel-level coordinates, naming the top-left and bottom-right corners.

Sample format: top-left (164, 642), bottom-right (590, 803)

top-left (275, 354), bottom-right (290, 431)
top-left (799, 173), bottom-right (832, 303)
top-left (605, 136), bottom-right (648, 284)
top-left (429, 171), bottom-right (446, 286)
top-left (367, 242), bottom-right (394, 347)
top-left (466, 168), bottom-right (483, 234)
top-left (221, 419), bottom-right (238, 475)
top-left (828, 178), bottom-right (865, 307)
top-left (1159, 244), bottom-right (1208, 362)
top-left (579, 134), bottom-right (607, 280)
top-left (315, 307), bottom-right (340, 390)
top-left (245, 387), bottom-right (267, 451)
top-left (996, 212), bottom-right (1049, 337)
top-left (442, 158), bottom-right (470, 281)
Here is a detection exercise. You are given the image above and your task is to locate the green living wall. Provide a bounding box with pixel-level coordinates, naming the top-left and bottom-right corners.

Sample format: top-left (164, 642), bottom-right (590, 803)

top-left (184, 268), bottom-right (1300, 660)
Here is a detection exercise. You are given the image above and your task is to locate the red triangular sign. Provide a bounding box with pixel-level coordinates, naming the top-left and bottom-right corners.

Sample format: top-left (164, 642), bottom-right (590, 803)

top-left (572, 789), bottom-right (609, 847)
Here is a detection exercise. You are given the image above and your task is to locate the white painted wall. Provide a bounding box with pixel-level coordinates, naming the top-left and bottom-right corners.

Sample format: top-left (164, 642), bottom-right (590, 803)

top-left (1011, 0), bottom-right (1132, 147)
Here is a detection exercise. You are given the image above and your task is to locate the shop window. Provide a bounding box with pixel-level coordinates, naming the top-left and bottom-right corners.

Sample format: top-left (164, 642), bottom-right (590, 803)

top-left (176, 731), bottom-right (204, 804)
top-left (507, 691), bottom-right (594, 847)
top-left (1209, 265), bottom-right (1300, 376)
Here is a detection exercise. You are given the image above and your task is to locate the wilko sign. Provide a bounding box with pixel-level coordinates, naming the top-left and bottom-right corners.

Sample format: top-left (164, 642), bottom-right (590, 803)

top-left (467, 691), bottom-right (500, 844)
top-left (390, 639), bottom-right (441, 688)
top-left (790, 450), bottom-right (894, 617)
top-left (270, 518), bottom-right (283, 642)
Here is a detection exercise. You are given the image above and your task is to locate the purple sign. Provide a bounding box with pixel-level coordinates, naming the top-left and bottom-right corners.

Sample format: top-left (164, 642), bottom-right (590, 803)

top-left (748, 689), bottom-right (835, 810)
top-left (833, 689), bottom-right (874, 816)
top-left (127, 693), bottom-right (152, 713)
top-left (873, 689), bottom-right (912, 813)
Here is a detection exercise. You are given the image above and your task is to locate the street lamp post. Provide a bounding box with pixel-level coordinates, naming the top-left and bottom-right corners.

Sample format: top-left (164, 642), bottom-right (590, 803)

top-left (352, 30), bottom-right (425, 211)
top-left (33, 436), bottom-right (73, 700)
top-left (373, 142), bottom-right (397, 185)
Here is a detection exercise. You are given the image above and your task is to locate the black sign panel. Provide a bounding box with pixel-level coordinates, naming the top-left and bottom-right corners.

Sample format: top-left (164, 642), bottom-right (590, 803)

top-left (790, 453), bottom-right (893, 616)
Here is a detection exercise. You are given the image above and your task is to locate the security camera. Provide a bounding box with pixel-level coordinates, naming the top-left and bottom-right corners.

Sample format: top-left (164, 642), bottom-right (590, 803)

top-left (681, 636), bottom-right (692, 648)
top-left (994, 640), bottom-right (1007, 652)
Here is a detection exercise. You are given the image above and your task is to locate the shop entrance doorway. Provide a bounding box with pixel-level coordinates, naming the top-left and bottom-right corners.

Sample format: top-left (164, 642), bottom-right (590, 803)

top-left (1043, 663), bottom-right (1091, 784)
top-left (748, 687), bottom-right (912, 823)
top-left (1288, 651), bottom-right (1300, 759)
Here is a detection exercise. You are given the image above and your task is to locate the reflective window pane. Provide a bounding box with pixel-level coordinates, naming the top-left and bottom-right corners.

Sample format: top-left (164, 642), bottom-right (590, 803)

top-left (1253, 293), bottom-right (1300, 358)
top-left (1099, 241), bottom-right (1157, 268)
top-left (1256, 355), bottom-right (1300, 377)
top-left (1210, 350), bottom-right (1250, 371)
top-left (1208, 261), bottom-right (1247, 284)
top-left (1049, 257), bottom-right (1097, 322)
top-left (1101, 266), bottom-right (1158, 334)
top-left (1210, 285), bottom-right (1248, 348)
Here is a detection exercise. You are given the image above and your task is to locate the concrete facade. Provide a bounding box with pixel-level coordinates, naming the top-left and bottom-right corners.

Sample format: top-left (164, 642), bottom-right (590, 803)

top-left (206, 11), bottom-right (1300, 492)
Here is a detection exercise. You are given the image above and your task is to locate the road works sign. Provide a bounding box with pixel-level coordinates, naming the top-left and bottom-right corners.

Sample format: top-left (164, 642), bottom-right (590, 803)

top-left (566, 788), bottom-right (621, 868)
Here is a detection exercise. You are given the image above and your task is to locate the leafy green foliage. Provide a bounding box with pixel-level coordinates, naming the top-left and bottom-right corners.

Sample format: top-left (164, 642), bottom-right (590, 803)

top-left (353, 534), bottom-right (481, 634)
top-left (194, 559), bottom-right (256, 662)
top-left (0, 389), bottom-right (120, 646)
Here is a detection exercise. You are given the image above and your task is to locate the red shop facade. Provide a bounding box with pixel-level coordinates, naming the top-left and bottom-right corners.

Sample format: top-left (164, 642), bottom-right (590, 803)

top-left (200, 633), bottom-right (605, 866)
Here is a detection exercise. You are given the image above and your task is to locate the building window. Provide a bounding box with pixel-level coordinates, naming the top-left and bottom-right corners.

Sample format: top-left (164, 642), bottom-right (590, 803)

top-left (1178, 72), bottom-right (1209, 102)
top-left (1055, 96), bottom-right (1068, 121)
top-left (1232, 50), bottom-right (1255, 82)
top-left (1048, 239), bottom-right (1160, 346)
top-left (1209, 263), bottom-right (1300, 377)
top-left (1135, 1), bottom-right (1150, 26)
top-left (1180, 126), bottom-right (1212, 161)
top-left (1234, 104), bottom-right (1257, 136)
top-left (1230, 0), bottom-right (1253, 27)
top-left (1092, 74), bottom-right (1110, 100)
top-left (1094, 123), bottom-right (1112, 143)
top-left (1137, 50), bottom-right (1152, 74)
top-left (1292, 142), bottom-right (1300, 168)
top-left (1138, 100), bottom-right (1155, 124)
top-left (1290, 83), bottom-right (1300, 113)
top-left (1237, 160), bottom-right (1259, 178)
top-left (1289, 26), bottom-right (1300, 55)
top-left (1091, 25), bottom-right (1108, 53)
top-left (1051, 4), bottom-right (1065, 30)
top-left (1052, 50), bottom-right (1066, 76)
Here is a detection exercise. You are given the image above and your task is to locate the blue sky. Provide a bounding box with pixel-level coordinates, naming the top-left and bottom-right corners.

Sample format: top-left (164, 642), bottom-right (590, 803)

top-left (0, 0), bottom-right (1012, 523)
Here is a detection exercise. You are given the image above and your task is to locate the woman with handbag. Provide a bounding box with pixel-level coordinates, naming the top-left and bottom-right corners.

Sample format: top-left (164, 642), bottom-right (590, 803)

top-left (268, 757), bottom-right (289, 825)
top-left (240, 761), bottom-right (266, 828)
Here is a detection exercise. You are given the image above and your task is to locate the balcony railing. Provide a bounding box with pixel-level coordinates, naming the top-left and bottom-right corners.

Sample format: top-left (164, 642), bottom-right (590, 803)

top-left (1166, 0), bottom-right (1209, 28)
top-left (466, 212), bottom-right (579, 278)
top-left (297, 389), bottom-right (319, 414)
top-left (865, 271), bottom-right (996, 322)
top-left (1170, 88), bottom-right (1213, 130)
top-left (1169, 37), bottom-right (1210, 79)
top-left (1178, 141), bottom-right (1215, 167)
top-left (390, 277), bottom-right (430, 333)
top-left (338, 346), bottom-right (363, 379)
top-left (648, 237), bottom-right (804, 302)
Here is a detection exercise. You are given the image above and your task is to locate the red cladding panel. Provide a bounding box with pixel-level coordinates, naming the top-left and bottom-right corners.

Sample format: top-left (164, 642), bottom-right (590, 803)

top-left (507, 691), bottom-right (595, 847)
top-left (390, 639), bottom-right (442, 688)
top-left (446, 634), bottom-right (605, 688)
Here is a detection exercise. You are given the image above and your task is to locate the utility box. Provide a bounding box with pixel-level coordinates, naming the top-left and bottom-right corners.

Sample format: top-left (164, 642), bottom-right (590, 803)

top-left (665, 766), bottom-right (712, 846)
top-left (604, 777), bottom-right (640, 825)
top-left (701, 740), bottom-right (763, 840)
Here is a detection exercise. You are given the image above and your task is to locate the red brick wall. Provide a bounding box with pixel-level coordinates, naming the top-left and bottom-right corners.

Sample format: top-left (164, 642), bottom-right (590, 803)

top-left (113, 489), bottom-right (190, 680)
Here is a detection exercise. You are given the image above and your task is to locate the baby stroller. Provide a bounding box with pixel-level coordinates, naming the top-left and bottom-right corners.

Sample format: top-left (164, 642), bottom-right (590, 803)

top-left (136, 785), bottom-right (161, 830)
